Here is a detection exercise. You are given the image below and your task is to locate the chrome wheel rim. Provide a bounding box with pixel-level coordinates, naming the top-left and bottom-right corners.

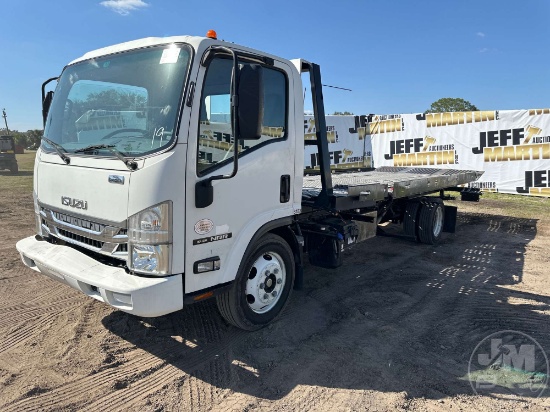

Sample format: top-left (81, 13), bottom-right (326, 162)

top-left (245, 252), bottom-right (286, 314)
top-left (433, 206), bottom-right (443, 237)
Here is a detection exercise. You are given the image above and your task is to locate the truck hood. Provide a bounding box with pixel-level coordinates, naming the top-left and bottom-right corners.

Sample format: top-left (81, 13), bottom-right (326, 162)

top-left (37, 161), bottom-right (130, 224)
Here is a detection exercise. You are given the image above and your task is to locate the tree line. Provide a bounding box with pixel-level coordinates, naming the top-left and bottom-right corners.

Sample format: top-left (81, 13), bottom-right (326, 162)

top-left (331, 98), bottom-right (478, 116)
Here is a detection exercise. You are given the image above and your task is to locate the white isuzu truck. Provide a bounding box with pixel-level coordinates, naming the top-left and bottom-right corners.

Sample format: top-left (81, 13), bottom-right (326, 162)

top-left (16, 32), bottom-right (482, 330)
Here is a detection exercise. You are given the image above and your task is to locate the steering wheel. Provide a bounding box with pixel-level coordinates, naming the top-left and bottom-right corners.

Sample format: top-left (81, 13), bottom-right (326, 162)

top-left (101, 128), bottom-right (148, 141)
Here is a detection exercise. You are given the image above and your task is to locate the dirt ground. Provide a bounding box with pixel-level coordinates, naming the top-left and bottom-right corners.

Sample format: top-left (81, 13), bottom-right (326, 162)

top-left (1, 186), bottom-right (550, 411)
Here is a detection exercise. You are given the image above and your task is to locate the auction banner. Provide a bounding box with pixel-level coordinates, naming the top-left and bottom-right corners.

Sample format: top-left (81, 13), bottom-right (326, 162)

top-left (304, 115), bottom-right (373, 173)
top-left (366, 109), bottom-right (550, 196)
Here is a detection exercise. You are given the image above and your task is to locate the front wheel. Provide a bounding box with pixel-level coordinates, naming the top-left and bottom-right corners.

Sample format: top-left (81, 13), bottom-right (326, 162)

top-left (216, 234), bottom-right (295, 330)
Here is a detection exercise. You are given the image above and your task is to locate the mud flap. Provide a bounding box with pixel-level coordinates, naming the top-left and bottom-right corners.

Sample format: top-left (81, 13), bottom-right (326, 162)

top-left (443, 205), bottom-right (457, 233)
top-left (461, 187), bottom-right (482, 202)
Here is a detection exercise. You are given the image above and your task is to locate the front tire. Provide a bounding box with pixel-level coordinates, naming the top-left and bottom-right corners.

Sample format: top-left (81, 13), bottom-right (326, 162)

top-left (216, 234), bottom-right (295, 330)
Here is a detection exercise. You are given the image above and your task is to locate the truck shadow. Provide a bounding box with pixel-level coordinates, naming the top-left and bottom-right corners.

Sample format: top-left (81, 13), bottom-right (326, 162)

top-left (102, 211), bottom-right (550, 403)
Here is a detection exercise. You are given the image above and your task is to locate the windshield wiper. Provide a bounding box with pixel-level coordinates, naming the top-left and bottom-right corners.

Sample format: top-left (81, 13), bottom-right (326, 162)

top-left (42, 137), bottom-right (70, 164)
top-left (74, 144), bottom-right (137, 171)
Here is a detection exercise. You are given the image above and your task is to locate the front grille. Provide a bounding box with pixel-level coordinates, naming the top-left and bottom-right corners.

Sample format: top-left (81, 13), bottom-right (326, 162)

top-left (51, 211), bottom-right (105, 233)
top-left (40, 206), bottom-right (128, 260)
top-left (57, 228), bottom-right (104, 249)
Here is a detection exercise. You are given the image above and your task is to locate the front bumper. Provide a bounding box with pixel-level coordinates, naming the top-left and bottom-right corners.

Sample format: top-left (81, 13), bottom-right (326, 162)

top-left (16, 236), bottom-right (183, 317)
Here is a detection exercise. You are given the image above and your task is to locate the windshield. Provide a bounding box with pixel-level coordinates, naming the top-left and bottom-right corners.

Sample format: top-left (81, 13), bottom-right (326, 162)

top-left (44, 44), bottom-right (191, 157)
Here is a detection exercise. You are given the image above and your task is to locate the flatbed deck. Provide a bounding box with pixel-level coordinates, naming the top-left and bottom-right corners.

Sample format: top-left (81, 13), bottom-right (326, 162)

top-left (303, 166), bottom-right (483, 203)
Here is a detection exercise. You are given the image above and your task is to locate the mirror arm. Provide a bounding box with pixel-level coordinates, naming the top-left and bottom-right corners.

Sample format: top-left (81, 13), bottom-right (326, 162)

top-left (204, 46), bottom-right (241, 185)
top-left (41, 77), bottom-right (59, 127)
top-left (41, 77), bottom-right (58, 104)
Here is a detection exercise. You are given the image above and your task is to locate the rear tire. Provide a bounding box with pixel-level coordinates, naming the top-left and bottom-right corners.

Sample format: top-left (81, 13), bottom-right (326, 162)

top-left (403, 201), bottom-right (420, 240)
top-left (216, 233), bottom-right (295, 330)
top-left (9, 163), bottom-right (18, 174)
top-left (417, 199), bottom-right (445, 245)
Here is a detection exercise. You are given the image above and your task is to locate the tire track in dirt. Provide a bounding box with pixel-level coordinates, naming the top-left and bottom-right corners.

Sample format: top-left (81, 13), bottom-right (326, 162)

top-left (3, 352), bottom-right (167, 411)
top-left (0, 278), bottom-right (21, 300)
top-left (57, 302), bottom-right (99, 359)
top-left (4, 332), bottom-right (244, 412)
top-left (184, 358), bottom-right (254, 412)
top-left (0, 297), bottom-right (84, 329)
top-left (0, 312), bottom-right (59, 355)
top-left (82, 304), bottom-right (245, 411)
top-left (0, 277), bottom-right (77, 311)
top-left (0, 283), bottom-right (85, 329)
top-left (4, 308), bottom-right (246, 411)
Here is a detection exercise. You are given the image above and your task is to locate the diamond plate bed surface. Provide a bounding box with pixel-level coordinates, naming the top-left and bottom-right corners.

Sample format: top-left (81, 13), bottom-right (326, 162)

top-left (302, 167), bottom-right (483, 199)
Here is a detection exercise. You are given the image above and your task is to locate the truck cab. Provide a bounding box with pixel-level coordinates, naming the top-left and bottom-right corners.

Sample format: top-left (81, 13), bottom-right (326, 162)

top-left (17, 34), bottom-right (306, 328)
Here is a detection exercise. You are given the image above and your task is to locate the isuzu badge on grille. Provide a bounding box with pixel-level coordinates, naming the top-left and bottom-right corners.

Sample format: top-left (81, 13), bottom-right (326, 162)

top-left (61, 196), bottom-right (88, 210)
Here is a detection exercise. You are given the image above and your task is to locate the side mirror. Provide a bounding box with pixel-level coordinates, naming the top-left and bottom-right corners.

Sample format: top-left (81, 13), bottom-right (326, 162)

top-left (237, 64), bottom-right (264, 140)
top-left (42, 91), bottom-right (54, 127)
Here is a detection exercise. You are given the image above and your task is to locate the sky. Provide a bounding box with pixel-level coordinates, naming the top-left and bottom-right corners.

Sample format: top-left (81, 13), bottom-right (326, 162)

top-left (1, 0), bottom-right (549, 132)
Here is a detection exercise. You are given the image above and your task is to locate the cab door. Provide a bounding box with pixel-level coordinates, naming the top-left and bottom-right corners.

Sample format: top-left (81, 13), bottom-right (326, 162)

top-left (184, 51), bottom-right (297, 294)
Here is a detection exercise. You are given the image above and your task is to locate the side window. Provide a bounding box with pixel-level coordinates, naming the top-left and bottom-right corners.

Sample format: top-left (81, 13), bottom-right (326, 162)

top-left (197, 57), bottom-right (287, 175)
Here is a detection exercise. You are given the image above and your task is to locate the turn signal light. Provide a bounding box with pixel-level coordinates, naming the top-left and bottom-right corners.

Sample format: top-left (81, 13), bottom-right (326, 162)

top-left (193, 291), bottom-right (214, 302)
top-left (206, 30), bottom-right (217, 39)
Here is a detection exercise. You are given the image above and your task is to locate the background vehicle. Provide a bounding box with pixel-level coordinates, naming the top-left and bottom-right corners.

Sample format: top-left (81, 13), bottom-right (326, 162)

top-left (0, 135), bottom-right (18, 173)
top-left (16, 32), bottom-right (482, 330)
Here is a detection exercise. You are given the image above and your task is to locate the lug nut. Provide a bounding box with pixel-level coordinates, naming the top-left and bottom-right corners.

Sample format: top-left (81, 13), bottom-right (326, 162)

top-left (265, 270), bottom-right (270, 275)
top-left (259, 283), bottom-right (265, 289)
top-left (272, 291), bottom-right (278, 297)
top-left (274, 268), bottom-right (279, 274)
top-left (263, 294), bottom-right (269, 300)
top-left (277, 278), bottom-right (282, 284)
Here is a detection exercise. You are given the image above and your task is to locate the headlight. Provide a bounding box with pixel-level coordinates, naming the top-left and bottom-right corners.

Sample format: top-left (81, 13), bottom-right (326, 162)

top-left (128, 201), bottom-right (172, 276)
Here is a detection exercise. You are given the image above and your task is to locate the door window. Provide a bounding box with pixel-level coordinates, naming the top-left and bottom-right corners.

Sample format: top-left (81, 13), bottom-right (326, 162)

top-left (197, 57), bottom-right (287, 175)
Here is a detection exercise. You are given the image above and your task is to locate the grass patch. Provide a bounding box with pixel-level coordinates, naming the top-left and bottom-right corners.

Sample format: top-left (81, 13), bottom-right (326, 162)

top-left (444, 190), bottom-right (550, 220)
top-left (0, 152), bottom-right (36, 195)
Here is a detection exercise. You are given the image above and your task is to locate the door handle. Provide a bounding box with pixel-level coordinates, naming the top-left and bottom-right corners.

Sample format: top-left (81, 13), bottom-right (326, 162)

top-left (280, 175), bottom-right (290, 203)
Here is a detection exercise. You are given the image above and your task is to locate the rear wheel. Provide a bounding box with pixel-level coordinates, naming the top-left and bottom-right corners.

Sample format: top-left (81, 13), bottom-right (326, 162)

top-left (417, 199), bottom-right (445, 245)
top-left (403, 201), bottom-right (420, 240)
top-left (216, 234), bottom-right (295, 330)
top-left (9, 162), bottom-right (18, 174)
